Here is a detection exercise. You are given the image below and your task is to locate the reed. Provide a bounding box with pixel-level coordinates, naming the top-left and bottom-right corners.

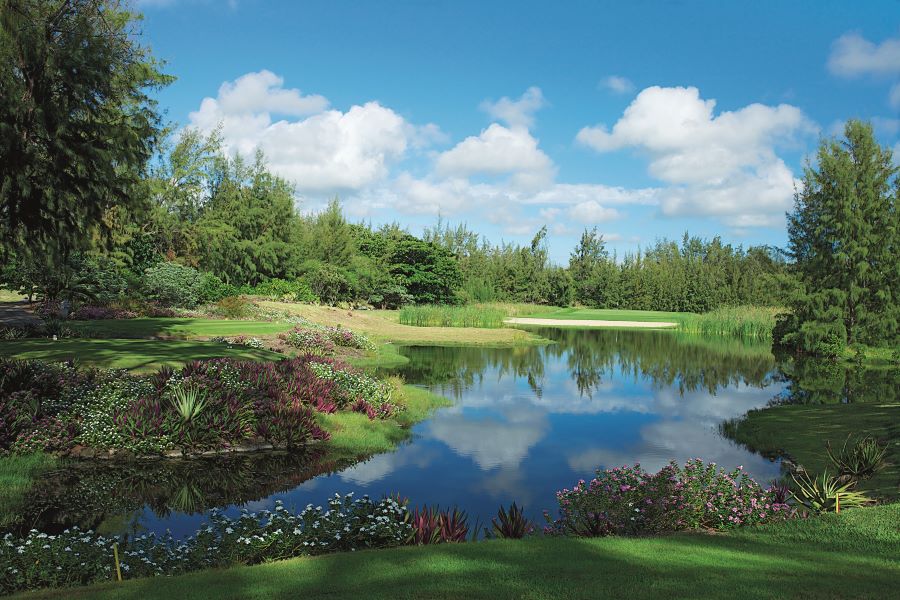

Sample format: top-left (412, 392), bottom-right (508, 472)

top-left (397, 303), bottom-right (540, 328)
top-left (679, 306), bottom-right (782, 340)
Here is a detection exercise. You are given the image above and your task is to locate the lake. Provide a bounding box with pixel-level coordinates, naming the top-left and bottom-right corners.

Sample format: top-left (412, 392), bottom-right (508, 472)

top-left (20, 328), bottom-right (794, 538)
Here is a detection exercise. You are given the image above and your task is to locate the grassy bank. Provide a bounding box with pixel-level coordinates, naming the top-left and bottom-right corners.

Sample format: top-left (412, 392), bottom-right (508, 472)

top-left (15, 503), bottom-right (899, 600)
top-left (0, 454), bottom-right (58, 529)
top-left (0, 339), bottom-right (282, 372)
top-left (259, 302), bottom-right (548, 347)
top-left (319, 384), bottom-right (451, 461)
top-left (723, 402), bottom-right (900, 499)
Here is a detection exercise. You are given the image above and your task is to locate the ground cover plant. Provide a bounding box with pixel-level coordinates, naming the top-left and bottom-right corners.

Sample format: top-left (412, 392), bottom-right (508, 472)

top-left (0, 356), bottom-right (408, 458)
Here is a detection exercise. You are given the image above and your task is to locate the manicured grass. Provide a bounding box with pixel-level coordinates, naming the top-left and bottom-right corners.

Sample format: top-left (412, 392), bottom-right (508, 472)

top-left (0, 339), bottom-right (282, 372)
top-left (68, 318), bottom-right (293, 339)
top-left (0, 454), bottom-right (58, 529)
top-left (260, 302), bottom-right (548, 347)
top-left (523, 307), bottom-right (690, 323)
top-left (723, 402), bottom-right (900, 499)
top-left (16, 503), bottom-right (900, 600)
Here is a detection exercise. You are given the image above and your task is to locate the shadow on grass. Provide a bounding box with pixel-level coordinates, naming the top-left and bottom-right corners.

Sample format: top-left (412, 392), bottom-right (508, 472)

top-left (0, 339), bottom-right (281, 372)
top-left (67, 318), bottom-right (293, 340)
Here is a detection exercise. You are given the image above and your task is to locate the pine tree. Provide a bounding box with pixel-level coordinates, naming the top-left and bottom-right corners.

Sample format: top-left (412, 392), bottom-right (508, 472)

top-left (782, 120), bottom-right (899, 354)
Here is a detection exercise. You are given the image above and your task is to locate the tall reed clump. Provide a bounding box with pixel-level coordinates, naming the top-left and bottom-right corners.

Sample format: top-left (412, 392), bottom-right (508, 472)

top-left (398, 303), bottom-right (532, 328)
top-left (680, 306), bottom-right (782, 340)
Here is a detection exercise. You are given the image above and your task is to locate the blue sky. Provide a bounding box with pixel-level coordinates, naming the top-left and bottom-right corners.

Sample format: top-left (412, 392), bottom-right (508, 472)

top-left (137, 0), bottom-right (900, 261)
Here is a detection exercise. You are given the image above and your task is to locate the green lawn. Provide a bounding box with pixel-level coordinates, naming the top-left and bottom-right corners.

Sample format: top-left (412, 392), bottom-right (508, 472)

top-left (15, 503), bottom-right (900, 600)
top-left (523, 307), bottom-right (691, 323)
top-left (724, 402), bottom-right (900, 499)
top-left (68, 318), bottom-right (293, 339)
top-left (0, 339), bottom-right (282, 372)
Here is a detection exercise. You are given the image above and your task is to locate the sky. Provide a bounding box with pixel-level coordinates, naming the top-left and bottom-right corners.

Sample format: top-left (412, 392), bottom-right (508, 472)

top-left (136, 0), bottom-right (900, 262)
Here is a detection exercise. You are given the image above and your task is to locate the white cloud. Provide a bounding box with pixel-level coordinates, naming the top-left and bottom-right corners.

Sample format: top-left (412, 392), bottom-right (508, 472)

top-left (576, 86), bottom-right (814, 226)
top-left (480, 86), bottom-right (546, 129)
top-left (568, 200), bottom-right (621, 223)
top-left (828, 32), bottom-right (900, 77)
top-left (891, 83), bottom-right (900, 109)
top-left (189, 71), bottom-right (442, 192)
top-left (600, 75), bottom-right (635, 94)
top-left (434, 123), bottom-right (556, 188)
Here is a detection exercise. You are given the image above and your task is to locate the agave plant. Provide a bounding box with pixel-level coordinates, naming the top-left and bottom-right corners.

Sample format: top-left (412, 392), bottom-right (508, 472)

top-left (790, 470), bottom-right (872, 513)
top-left (826, 435), bottom-right (888, 480)
top-left (492, 502), bottom-right (534, 539)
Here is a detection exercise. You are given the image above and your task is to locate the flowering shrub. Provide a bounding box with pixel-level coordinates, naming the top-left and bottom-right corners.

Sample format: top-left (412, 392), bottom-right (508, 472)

top-left (278, 319), bottom-right (374, 352)
top-left (9, 416), bottom-right (78, 453)
top-left (211, 335), bottom-right (264, 349)
top-left (0, 495), bottom-right (411, 595)
top-left (544, 460), bottom-right (791, 536)
top-left (278, 327), bottom-right (336, 356)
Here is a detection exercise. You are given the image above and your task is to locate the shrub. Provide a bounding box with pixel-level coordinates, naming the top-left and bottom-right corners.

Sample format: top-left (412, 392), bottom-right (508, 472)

top-left (252, 279), bottom-right (317, 303)
top-left (825, 435), bottom-right (888, 480)
top-left (143, 262), bottom-right (203, 308)
top-left (407, 506), bottom-right (469, 545)
top-left (790, 471), bottom-right (873, 513)
top-left (214, 296), bottom-right (251, 319)
top-left (307, 360), bottom-right (394, 414)
top-left (492, 502), bottom-right (534, 539)
top-left (197, 273), bottom-right (237, 304)
top-left (69, 306), bottom-right (138, 320)
top-left (278, 327), bottom-right (335, 356)
top-left (545, 460), bottom-right (791, 537)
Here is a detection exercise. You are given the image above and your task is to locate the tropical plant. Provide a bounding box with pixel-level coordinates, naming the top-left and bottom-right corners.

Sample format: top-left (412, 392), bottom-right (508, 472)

top-left (825, 435), bottom-right (888, 480)
top-left (790, 470), bottom-right (873, 513)
top-left (171, 384), bottom-right (207, 424)
top-left (492, 502), bottom-right (534, 539)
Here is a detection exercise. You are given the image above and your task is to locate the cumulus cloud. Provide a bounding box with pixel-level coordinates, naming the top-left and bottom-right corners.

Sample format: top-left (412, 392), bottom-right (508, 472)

top-left (576, 86), bottom-right (814, 226)
top-left (434, 123), bottom-right (556, 188)
top-left (600, 75), bottom-right (635, 94)
top-left (568, 200), bottom-right (621, 223)
top-left (828, 32), bottom-right (900, 77)
top-left (189, 71), bottom-right (441, 192)
top-left (891, 83), bottom-right (900, 109)
top-left (480, 86), bottom-right (546, 129)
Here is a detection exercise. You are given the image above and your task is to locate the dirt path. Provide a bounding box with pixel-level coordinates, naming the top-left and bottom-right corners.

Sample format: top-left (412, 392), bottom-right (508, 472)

top-left (505, 317), bottom-right (678, 329)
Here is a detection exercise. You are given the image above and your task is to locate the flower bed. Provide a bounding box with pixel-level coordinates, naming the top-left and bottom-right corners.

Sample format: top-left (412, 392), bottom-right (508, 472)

top-left (278, 319), bottom-right (374, 355)
top-left (0, 356), bottom-right (401, 457)
top-left (544, 459), bottom-right (791, 536)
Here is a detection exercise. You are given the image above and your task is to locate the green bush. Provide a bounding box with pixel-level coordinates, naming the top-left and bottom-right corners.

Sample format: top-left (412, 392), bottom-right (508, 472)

top-left (215, 296), bottom-right (251, 319)
top-left (198, 273), bottom-right (238, 304)
top-left (143, 262), bottom-right (203, 308)
top-left (253, 278), bottom-right (317, 303)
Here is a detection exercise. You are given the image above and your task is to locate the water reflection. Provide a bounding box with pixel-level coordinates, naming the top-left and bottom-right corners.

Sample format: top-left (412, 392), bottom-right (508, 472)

top-left (16, 328), bottom-right (863, 537)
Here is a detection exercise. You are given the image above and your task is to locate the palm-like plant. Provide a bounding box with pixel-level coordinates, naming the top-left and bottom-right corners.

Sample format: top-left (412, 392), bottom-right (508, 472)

top-left (790, 470), bottom-right (872, 513)
top-left (826, 435), bottom-right (888, 480)
top-left (171, 383), bottom-right (207, 424)
top-left (492, 502), bottom-right (534, 539)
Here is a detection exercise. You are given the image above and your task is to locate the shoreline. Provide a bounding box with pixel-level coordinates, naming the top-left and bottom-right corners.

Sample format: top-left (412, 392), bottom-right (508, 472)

top-left (505, 317), bottom-right (679, 329)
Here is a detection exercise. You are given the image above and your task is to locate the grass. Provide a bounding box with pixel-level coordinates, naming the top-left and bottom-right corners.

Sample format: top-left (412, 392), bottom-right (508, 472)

top-left (723, 402), bottom-right (900, 499)
top-left (397, 303), bottom-right (539, 328)
top-left (0, 453), bottom-right (58, 529)
top-left (0, 339), bottom-right (282, 372)
top-left (67, 318), bottom-right (293, 339)
top-left (259, 302), bottom-right (548, 347)
top-left (680, 306), bottom-right (781, 340)
top-left (318, 382), bottom-right (451, 461)
top-left (15, 503), bottom-right (900, 600)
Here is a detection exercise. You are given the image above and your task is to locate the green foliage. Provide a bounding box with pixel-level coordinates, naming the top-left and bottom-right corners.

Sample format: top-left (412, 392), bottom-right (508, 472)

top-left (491, 502), bottom-right (534, 539)
top-left (389, 238), bottom-right (462, 305)
top-left (252, 278), bottom-right (317, 302)
top-left (143, 262), bottom-right (203, 308)
top-left (398, 305), bottom-right (508, 328)
top-left (214, 296), bottom-right (252, 319)
top-left (679, 306), bottom-right (780, 340)
top-left (303, 263), bottom-right (353, 306)
top-left (783, 120), bottom-right (899, 353)
top-left (197, 273), bottom-right (236, 304)
top-left (790, 470), bottom-right (873, 513)
top-left (0, 0), bottom-right (171, 258)
top-left (826, 435), bottom-right (888, 480)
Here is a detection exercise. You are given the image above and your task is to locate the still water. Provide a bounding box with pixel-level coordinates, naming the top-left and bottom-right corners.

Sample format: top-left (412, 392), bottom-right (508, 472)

top-left (23, 328), bottom-right (793, 538)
